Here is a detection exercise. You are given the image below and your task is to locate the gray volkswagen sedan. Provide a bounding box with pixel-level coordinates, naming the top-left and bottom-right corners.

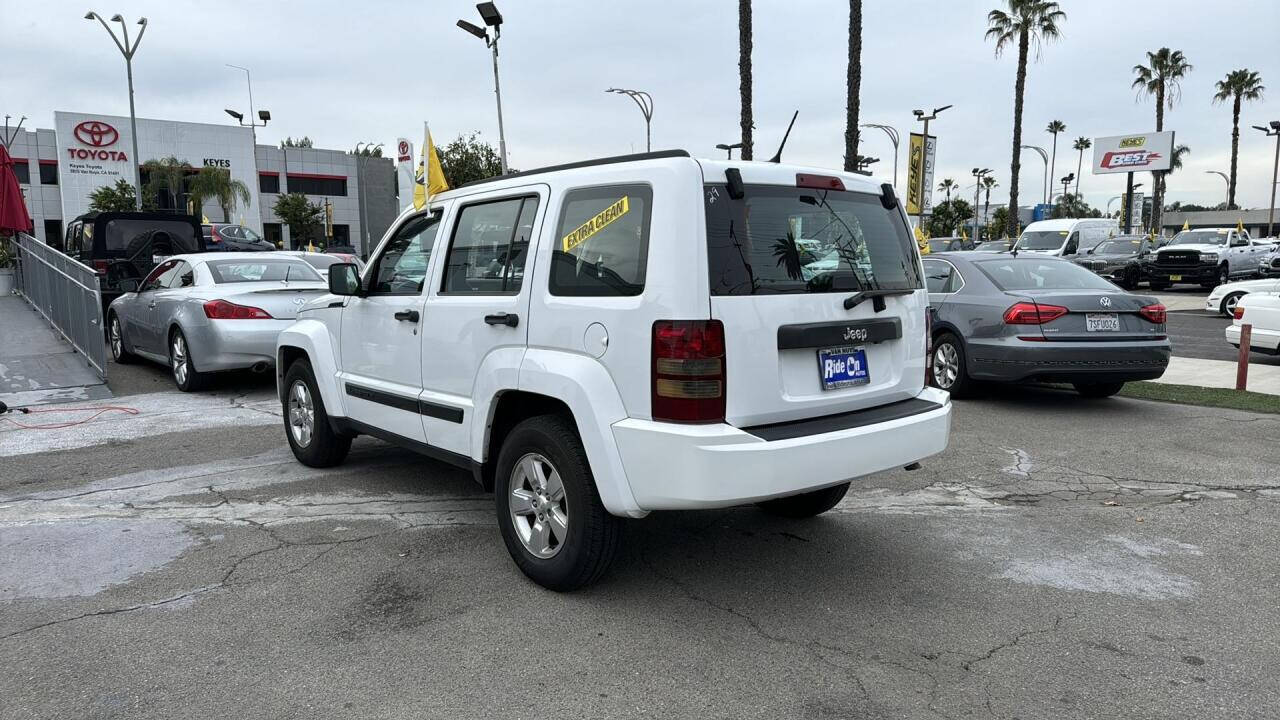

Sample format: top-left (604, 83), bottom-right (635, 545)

top-left (924, 252), bottom-right (1171, 398)
top-left (106, 253), bottom-right (329, 391)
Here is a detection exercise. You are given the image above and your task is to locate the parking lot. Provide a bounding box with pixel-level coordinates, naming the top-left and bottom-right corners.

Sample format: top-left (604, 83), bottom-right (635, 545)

top-left (3, 348), bottom-right (1279, 720)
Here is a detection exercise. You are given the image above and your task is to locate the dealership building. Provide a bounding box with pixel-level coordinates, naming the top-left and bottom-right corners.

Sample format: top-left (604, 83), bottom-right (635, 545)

top-left (4, 111), bottom-right (398, 255)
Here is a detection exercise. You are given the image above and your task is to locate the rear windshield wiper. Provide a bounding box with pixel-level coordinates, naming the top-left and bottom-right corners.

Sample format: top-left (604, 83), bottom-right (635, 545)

top-left (843, 288), bottom-right (915, 312)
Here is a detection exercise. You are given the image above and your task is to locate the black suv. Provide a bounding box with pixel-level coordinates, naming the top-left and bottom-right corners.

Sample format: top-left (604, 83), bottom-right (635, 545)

top-left (63, 211), bottom-right (205, 305)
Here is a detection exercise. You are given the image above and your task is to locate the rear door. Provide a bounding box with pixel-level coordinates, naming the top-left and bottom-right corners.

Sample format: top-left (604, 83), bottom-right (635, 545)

top-left (702, 175), bottom-right (927, 427)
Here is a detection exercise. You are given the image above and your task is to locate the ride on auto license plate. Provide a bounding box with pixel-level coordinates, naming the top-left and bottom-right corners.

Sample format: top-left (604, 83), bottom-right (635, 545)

top-left (1086, 313), bottom-right (1120, 332)
top-left (818, 345), bottom-right (870, 390)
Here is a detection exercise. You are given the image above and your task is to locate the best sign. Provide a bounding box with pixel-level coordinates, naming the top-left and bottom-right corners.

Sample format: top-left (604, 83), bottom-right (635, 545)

top-left (1091, 131), bottom-right (1175, 174)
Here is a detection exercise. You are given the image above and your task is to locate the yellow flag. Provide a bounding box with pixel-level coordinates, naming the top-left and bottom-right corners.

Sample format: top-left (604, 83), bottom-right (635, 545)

top-left (915, 225), bottom-right (930, 255)
top-left (1236, 218), bottom-right (1245, 232)
top-left (1182, 219), bottom-right (1190, 231)
top-left (413, 124), bottom-right (450, 210)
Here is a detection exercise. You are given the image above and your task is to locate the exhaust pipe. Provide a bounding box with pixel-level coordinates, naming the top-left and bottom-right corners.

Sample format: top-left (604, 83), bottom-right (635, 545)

top-left (250, 361), bottom-right (270, 373)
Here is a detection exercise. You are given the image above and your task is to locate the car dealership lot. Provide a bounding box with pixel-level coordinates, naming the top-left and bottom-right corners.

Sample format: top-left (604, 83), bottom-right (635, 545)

top-left (3, 369), bottom-right (1279, 719)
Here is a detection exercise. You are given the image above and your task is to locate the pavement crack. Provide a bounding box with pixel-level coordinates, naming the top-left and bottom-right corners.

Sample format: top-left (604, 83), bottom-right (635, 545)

top-left (962, 613), bottom-right (1078, 672)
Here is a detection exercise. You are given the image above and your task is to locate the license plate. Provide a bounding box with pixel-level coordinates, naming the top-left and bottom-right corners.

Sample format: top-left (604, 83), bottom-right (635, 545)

top-left (1086, 313), bottom-right (1120, 332)
top-left (1169, 274), bottom-right (1182, 281)
top-left (818, 345), bottom-right (870, 390)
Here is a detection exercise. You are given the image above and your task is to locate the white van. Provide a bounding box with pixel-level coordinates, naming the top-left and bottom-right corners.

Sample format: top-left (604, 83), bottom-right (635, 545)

top-left (1015, 218), bottom-right (1119, 257)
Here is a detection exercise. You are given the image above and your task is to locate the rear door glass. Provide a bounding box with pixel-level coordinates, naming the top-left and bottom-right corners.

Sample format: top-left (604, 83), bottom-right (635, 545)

top-left (550, 184), bottom-right (651, 296)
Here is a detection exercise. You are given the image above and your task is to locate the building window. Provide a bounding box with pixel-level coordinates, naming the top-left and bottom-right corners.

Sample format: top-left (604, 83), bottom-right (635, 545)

top-left (263, 223), bottom-right (283, 248)
top-left (259, 173), bottom-right (280, 194)
top-left (39, 162), bottom-right (58, 185)
top-left (286, 174), bottom-right (347, 196)
top-left (44, 219), bottom-right (63, 245)
top-left (13, 161), bottom-right (30, 185)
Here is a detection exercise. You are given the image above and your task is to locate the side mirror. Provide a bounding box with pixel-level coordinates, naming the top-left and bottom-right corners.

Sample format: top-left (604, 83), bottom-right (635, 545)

top-left (119, 278), bottom-right (139, 293)
top-left (328, 263), bottom-right (362, 296)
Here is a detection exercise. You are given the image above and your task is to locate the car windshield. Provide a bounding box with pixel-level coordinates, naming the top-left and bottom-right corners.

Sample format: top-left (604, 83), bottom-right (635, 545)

top-left (240, 226), bottom-right (264, 242)
top-left (975, 258), bottom-right (1117, 291)
top-left (1093, 238), bottom-right (1143, 255)
top-left (1017, 230), bottom-right (1069, 251)
top-left (704, 184), bottom-right (922, 295)
top-left (207, 259), bottom-right (323, 283)
top-left (1172, 230), bottom-right (1228, 246)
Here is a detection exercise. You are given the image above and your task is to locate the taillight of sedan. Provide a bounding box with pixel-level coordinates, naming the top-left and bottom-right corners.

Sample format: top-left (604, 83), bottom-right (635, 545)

top-left (203, 299), bottom-right (273, 319)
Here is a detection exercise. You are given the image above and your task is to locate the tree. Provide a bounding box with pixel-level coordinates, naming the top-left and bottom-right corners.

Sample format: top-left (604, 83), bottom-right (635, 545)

top-left (937, 178), bottom-right (958, 203)
top-left (436, 132), bottom-right (504, 186)
top-left (738, 0), bottom-right (753, 160)
top-left (1045, 119), bottom-right (1066, 195)
top-left (191, 166), bottom-right (251, 222)
top-left (986, 0), bottom-right (1066, 237)
top-left (1212, 69), bottom-right (1265, 209)
top-left (1071, 136), bottom-right (1091, 196)
top-left (140, 156), bottom-right (194, 212)
top-left (926, 198), bottom-right (974, 237)
top-left (273, 193), bottom-right (324, 249)
top-left (1154, 144), bottom-right (1190, 232)
top-left (843, 0), bottom-right (862, 172)
top-left (988, 206), bottom-right (1011, 239)
top-left (280, 136), bottom-right (314, 149)
top-left (1051, 192), bottom-right (1092, 219)
top-left (351, 145), bottom-right (383, 157)
top-left (87, 179), bottom-right (138, 212)
top-left (981, 175), bottom-right (999, 221)
top-left (1133, 48), bottom-right (1192, 233)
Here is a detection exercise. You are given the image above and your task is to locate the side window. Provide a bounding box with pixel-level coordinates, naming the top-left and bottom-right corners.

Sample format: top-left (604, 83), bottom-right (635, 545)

top-left (923, 259), bottom-right (953, 294)
top-left (550, 184), bottom-right (652, 296)
top-left (141, 260), bottom-right (179, 292)
top-left (441, 196), bottom-right (538, 294)
top-left (1064, 232), bottom-right (1079, 255)
top-left (168, 261), bottom-right (195, 288)
top-left (369, 211), bottom-right (441, 295)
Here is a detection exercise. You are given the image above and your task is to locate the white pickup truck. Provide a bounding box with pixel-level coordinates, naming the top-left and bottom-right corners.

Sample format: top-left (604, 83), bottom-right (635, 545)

top-left (275, 151), bottom-right (952, 590)
top-left (1148, 228), bottom-right (1270, 289)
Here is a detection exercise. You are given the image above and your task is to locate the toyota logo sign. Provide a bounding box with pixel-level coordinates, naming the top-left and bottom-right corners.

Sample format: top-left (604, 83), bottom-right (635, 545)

top-left (73, 121), bottom-right (119, 148)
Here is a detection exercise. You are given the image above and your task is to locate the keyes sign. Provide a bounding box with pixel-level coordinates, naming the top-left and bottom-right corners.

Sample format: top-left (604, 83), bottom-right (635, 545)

top-left (1091, 131), bottom-right (1174, 174)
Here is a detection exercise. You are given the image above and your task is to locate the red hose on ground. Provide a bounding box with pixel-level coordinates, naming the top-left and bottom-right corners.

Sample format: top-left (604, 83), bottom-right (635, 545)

top-left (1, 405), bottom-right (141, 430)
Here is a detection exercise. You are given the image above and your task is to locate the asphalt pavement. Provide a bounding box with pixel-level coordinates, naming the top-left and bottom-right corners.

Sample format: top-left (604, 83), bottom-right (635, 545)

top-left (2, 361), bottom-right (1279, 719)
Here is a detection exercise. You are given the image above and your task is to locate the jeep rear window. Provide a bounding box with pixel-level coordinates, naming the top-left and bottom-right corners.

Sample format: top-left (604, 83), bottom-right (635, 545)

top-left (102, 220), bottom-right (200, 257)
top-left (704, 184), bottom-right (921, 296)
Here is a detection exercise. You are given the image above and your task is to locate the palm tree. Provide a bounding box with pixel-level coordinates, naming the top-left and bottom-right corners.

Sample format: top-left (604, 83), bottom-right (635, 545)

top-left (843, 0), bottom-right (862, 172)
top-left (738, 0), bottom-right (753, 160)
top-left (190, 167), bottom-right (251, 222)
top-left (1133, 48), bottom-right (1192, 233)
top-left (1071, 136), bottom-right (1091, 195)
top-left (1212, 69), bottom-right (1265, 209)
top-left (986, 0), bottom-right (1067, 237)
top-left (1155, 144), bottom-right (1191, 231)
top-left (141, 156), bottom-right (193, 212)
top-left (1046, 119), bottom-right (1066, 195)
top-left (982, 175), bottom-right (999, 220)
top-left (937, 178), bottom-right (958, 203)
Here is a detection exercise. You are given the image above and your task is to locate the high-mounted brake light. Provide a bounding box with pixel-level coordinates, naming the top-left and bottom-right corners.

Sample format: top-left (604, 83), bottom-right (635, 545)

top-left (1003, 302), bottom-right (1067, 325)
top-left (796, 173), bottom-right (845, 191)
top-left (1138, 303), bottom-right (1167, 324)
top-left (652, 320), bottom-right (725, 423)
top-left (203, 299), bottom-right (273, 320)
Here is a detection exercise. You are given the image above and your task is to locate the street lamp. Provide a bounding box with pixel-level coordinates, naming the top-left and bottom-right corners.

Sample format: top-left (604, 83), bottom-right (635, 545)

top-left (861, 123), bottom-right (900, 188)
top-left (911, 105), bottom-right (951, 230)
top-left (1253, 121), bottom-right (1280, 236)
top-left (715, 142), bottom-right (744, 159)
top-left (352, 141), bottom-right (382, 256)
top-left (606, 88), bottom-right (653, 153)
top-left (971, 168), bottom-right (991, 240)
top-left (1205, 171), bottom-right (1230, 208)
top-left (85, 10), bottom-right (148, 210)
top-left (1, 115), bottom-right (26, 151)
top-left (224, 65), bottom-right (270, 147)
top-left (1060, 173), bottom-right (1075, 202)
top-left (457, 3), bottom-right (508, 174)
top-left (1020, 145), bottom-right (1049, 205)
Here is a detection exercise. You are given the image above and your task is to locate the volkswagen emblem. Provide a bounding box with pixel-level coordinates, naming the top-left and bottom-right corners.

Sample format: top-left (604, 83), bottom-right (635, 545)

top-left (73, 120), bottom-right (119, 148)
top-left (1099, 296), bottom-right (1113, 308)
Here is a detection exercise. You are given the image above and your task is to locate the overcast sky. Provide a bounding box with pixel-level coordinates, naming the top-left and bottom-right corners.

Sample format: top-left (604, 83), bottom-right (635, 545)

top-left (5, 0), bottom-right (1278, 212)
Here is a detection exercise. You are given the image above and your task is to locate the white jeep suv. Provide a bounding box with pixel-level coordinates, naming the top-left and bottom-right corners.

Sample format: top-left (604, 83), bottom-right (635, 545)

top-left (276, 151), bottom-right (952, 590)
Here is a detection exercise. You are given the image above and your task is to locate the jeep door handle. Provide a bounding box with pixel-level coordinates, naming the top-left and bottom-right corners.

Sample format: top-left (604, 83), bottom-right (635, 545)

top-left (394, 309), bottom-right (420, 322)
top-left (484, 312), bottom-right (519, 327)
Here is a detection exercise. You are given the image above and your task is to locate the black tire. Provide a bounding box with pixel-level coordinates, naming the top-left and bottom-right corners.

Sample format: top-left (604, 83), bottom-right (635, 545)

top-left (1149, 280), bottom-right (1170, 291)
top-left (1219, 292), bottom-right (1245, 318)
top-left (1203, 265), bottom-right (1229, 289)
top-left (282, 358), bottom-right (352, 468)
top-left (107, 312), bottom-right (138, 364)
top-left (494, 415), bottom-right (621, 591)
top-left (930, 332), bottom-right (976, 398)
top-left (168, 328), bottom-right (210, 392)
top-left (1121, 267), bottom-right (1139, 290)
top-left (756, 482), bottom-right (850, 518)
top-left (1073, 381), bottom-right (1125, 398)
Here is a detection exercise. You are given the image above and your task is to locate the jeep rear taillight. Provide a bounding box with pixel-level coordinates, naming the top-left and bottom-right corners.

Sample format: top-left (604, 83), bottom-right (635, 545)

top-left (652, 320), bottom-right (725, 423)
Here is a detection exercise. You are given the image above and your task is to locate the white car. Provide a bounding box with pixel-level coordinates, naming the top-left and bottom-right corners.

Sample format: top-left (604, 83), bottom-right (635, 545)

top-left (1205, 277), bottom-right (1280, 317)
top-left (277, 250), bottom-right (366, 279)
top-left (275, 151), bottom-right (952, 590)
top-left (1227, 292), bottom-right (1280, 355)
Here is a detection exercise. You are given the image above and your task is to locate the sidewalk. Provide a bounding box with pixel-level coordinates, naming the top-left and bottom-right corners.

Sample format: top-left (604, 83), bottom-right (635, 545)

top-left (0, 294), bottom-right (112, 408)
top-left (1152, 355), bottom-right (1280, 396)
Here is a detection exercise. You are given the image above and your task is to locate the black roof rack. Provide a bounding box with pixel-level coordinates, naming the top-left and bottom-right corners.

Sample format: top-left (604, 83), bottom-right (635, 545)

top-left (457, 149), bottom-right (692, 189)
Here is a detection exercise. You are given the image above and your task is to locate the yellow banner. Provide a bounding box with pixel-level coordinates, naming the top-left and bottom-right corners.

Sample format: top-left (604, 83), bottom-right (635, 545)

top-left (561, 197), bottom-right (630, 253)
top-left (906, 133), bottom-right (924, 215)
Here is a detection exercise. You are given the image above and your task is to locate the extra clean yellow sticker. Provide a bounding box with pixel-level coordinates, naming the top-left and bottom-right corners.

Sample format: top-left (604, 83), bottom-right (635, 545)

top-left (562, 197), bottom-right (630, 253)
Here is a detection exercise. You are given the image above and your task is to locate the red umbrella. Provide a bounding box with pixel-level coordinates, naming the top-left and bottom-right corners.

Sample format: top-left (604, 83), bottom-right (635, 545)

top-left (0, 144), bottom-right (33, 235)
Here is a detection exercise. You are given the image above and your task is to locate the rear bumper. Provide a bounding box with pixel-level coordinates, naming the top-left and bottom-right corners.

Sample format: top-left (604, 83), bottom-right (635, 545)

top-left (969, 338), bottom-right (1170, 384)
top-left (1149, 265), bottom-right (1216, 283)
top-left (1227, 325), bottom-right (1280, 355)
top-left (611, 387), bottom-right (952, 510)
top-left (185, 319), bottom-right (294, 371)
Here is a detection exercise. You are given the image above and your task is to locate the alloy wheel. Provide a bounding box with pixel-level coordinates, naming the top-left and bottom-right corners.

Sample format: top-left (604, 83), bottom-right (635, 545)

top-left (508, 453), bottom-right (568, 559)
top-left (932, 343), bottom-right (959, 390)
top-left (287, 380), bottom-right (315, 448)
top-left (1225, 293), bottom-right (1242, 316)
top-left (171, 334), bottom-right (188, 385)
top-left (110, 317), bottom-right (122, 359)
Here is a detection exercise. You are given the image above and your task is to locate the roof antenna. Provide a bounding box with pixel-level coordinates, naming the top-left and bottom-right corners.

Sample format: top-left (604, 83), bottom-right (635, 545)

top-left (768, 110), bottom-right (798, 164)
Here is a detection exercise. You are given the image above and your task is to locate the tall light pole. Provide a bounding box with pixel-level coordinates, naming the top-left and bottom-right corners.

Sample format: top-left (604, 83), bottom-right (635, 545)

top-left (971, 168), bottom-right (991, 241)
top-left (1020, 144), bottom-right (1049, 205)
top-left (457, 3), bottom-right (508, 174)
top-left (911, 105), bottom-right (951, 231)
top-left (606, 88), bottom-right (653, 153)
top-left (1252, 122), bottom-right (1280, 237)
top-left (1, 115), bottom-right (27, 151)
top-left (1107, 195), bottom-right (1121, 217)
top-left (1205, 171), bottom-right (1230, 208)
top-left (85, 11), bottom-right (147, 210)
top-left (1060, 173), bottom-right (1075, 204)
top-left (353, 142), bottom-right (381, 255)
top-left (715, 142), bottom-right (743, 159)
top-left (224, 65), bottom-right (270, 146)
top-left (861, 123), bottom-right (900, 188)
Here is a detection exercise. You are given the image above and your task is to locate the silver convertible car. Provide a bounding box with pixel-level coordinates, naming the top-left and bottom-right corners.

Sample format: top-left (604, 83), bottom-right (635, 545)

top-left (107, 253), bottom-right (329, 391)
